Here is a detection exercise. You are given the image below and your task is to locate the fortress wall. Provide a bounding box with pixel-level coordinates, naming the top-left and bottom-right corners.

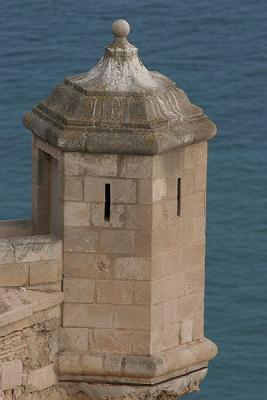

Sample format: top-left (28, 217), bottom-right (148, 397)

top-left (0, 289), bottom-right (64, 400)
top-left (0, 235), bottom-right (63, 292)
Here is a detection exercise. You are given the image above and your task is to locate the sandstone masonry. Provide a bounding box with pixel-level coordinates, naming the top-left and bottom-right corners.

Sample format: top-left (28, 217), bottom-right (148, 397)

top-left (0, 19), bottom-right (218, 400)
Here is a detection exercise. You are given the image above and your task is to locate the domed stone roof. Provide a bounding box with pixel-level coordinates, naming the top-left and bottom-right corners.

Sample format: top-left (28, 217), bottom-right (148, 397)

top-left (24, 19), bottom-right (216, 154)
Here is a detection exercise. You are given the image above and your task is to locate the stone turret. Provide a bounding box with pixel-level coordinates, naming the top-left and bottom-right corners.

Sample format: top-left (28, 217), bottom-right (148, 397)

top-left (24, 19), bottom-right (218, 399)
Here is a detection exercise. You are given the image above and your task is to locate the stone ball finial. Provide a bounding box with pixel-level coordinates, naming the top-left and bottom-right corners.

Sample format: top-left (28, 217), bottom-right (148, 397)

top-left (112, 19), bottom-right (130, 38)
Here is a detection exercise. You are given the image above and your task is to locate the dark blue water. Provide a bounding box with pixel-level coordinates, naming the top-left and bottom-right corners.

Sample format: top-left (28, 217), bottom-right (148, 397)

top-left (0, 1), bottom-right (266, 398)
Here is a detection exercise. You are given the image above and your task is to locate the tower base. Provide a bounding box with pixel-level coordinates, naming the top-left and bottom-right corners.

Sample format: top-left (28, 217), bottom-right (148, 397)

top-left (59, 367), bottom-right (208, 400)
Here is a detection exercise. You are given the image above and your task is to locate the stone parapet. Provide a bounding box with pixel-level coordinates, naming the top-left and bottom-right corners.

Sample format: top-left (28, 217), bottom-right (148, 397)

top-left (0, 288), bottom-right (63, 399)
top-left (0, 235), bottom-right (63, 291)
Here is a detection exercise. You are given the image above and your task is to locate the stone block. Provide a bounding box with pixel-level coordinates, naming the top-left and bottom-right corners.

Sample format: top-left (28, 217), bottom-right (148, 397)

top-left (59, 327), bottom-right (89, 351)
top-left (0, 263), bottom-right (29, 287)
top-left (152, 178), bottom-right (167, 202)
top-left (152, 154), bottom-right (167, 179)
top-left (96, 280), bottom-right (134, 304)
top-left (135, 230), bottom-right (151, 256)
top-left (151, 255), bottom-right (164, 280)
top-left (163, 300), bottom-right (178, 325)
top-left (29, 260), bottom-right (62, 284)
top-left (134, 282), bottom-right (150, 305)
top-left (64, 153), bottom-right (118, 177)
top-left (64, 278), bottom-right (95, 303)
top-left (64, 253), bottom-right (112, 279)
top-left (114, 257), bottom-right (150, 280)
top-left (57, 352), bottom-right (82, 375)
top-left (184, 142), bottom-right (207, 170)
top-left (100, 230), bottom-right (135, 255)
top-left (10, 235), bottom-right (62, 263)
top-left (179, 319), bottom-right (193, 344)
top-left (151, 303), bottom-right (163, 330)
top-left (92, 329), bottom-right (149, 354)
top-left (185, 268), bottom-right (205, 295)
top-left (180, 170), bottom-right (195, 196)
top-left (103, 355), bottom-right (123, 375)
top-left (84, 177), bottom-right (105, 202)
top-left (181, 192), bottom-right (206, 218)
top-left (180, 291), bottom-right (204, 320)
top-left (80, 354), bottom-right (103, 374)
top-left (64, 202), bottom-right (90, 226)
top-left (24, 290), bottom-right (63, 313)
top-left (26, 364), bottom-right (57, 392)
top-left (0, 240), bottom-right (14, 265)
top-left (125, 205), bottom-right (152, 229)
top-left (64, 227), bottom-right (99, 253)
top-left (163, 250), bottom-right (181, 276)
top-left (162, 199), bottom-right (178, 226)
top-left (63, 303), bottom-right (113, 328)
top-left (124, 355), bottom-right (155, 377)
top-left (151, 274), bottom-right (184, 304)
top-left (138, 179), bottom-right (152, 204)
top-left (0, 359), bottom-right (22, 390)
top-left (151, 323), bottom-right (180, 353)
top-left (167, 175), bottom-right (178, 200)
top-left (166, 147), bottom-right (184, 174)
top-left (152, 224), bottom-right (180, 255)
top-left (111, 179), bottom-right (137, 204)
top-left (120, 155), bottom-right (152, 178)
top-left (91, 203), bottom-right (125, 228)
top-left (181, 243), bottom-right (205, 268)
top-left (114, 305), bottom-right (150, 330)
top-left (192, 316), bottom-right (204, 340)
top-left (85, 178), bottom-right (137, 204)
top-left (64, 176), bottom-right (83, 201)
top-left (195, 164), bottom-right (207, 192)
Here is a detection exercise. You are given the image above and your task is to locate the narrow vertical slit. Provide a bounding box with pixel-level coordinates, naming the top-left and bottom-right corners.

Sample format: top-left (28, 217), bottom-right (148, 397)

top-left (177, 178), bottom-right (181, 216)
top-left (104, 183), bottom-right (111, 221)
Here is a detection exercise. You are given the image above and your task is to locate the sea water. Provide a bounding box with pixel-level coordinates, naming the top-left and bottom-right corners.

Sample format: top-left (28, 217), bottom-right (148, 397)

top-left (0, 1), bottom-right (266, 398)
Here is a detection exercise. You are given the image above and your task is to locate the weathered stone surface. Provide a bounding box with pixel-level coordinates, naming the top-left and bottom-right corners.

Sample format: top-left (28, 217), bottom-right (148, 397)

top-left (64, 177), bottom-right (83, 201)
top-left (96, 280), bottom-right (134, 305)
top-left (26, 364), bottom-right (57, 392)
top-left (24, 27), bottom-right (216, 155)
top-left (0, 263), bottom-right (29, 287)
top-left (59, 367), bottom-right (208, 399)
top-left (10, 235), bottom-right (62, 263)
top-left (0, 289), bottom-right (32, 328)
top-left (64, 253), bottom-right (112, 279)
top-left (29, 260), bottom-right (62, 285)
top-left (63, 304), bottom-right (113, 328)
top-left (100, 230), bottom-right (135, 254)
top-left (64, 153), bottom-right (118, 177)
top-left (114, 257), bottom-right (150, 280)
top-left (0, 239), bottom-right (14, 265)
top-left (0, 359), bottom-right (22, 390)
top-left (84, 178), bottom-right (137, 204)
top-left (179, 319), bottom-right (193, 344)
top-left (91, 203), bottom-right (125, 228)
top-left (59, 328), bottom-right (89, 352)
top-left (114, 305), bottom-right (150, 330)
top-left (64, 202), bottom-right (90, 227)
top-left (64, 227), bottom-right (98, 253)
top-left (64, 278), bottom-right (95, 303)
top-left (15, 19), bottom-right (218, 399)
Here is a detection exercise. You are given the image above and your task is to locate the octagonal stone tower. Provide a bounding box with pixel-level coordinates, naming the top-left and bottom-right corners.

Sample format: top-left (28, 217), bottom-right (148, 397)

top-left (24, 19), bottom-right (218, 399)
